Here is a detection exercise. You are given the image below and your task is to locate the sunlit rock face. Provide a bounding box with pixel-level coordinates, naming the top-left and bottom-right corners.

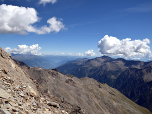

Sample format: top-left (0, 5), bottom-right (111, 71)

top-left (0, 47), bottom-right (69, 114)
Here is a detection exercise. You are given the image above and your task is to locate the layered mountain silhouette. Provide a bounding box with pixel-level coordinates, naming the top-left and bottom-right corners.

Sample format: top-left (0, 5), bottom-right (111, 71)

top-left (11, 54), bottom-right (55, 69)
top-left (11, 54), bottom-right (80, 69)
top-left (57, 56), bottom-right (152, 111)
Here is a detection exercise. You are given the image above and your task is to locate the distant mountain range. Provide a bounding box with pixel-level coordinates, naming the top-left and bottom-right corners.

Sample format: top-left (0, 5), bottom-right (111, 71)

top-left (11, 54), bottom-right (81, 69)
top-left (56, 56), bottom-right (152, 111)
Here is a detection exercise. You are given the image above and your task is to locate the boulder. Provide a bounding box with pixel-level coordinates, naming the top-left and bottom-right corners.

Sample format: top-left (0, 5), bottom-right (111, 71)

top-left (0, 88), bottom-right (11, 99)
top-left (0, 109), bottom-right (11, 114)
top-left (47, 102), bottom-right (59, 108)
top-left (0, 48), bottom-right (11, 59)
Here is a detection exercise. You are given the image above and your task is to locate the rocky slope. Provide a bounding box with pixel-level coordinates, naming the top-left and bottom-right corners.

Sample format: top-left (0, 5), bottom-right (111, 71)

top-left (0, 47), bottom-right (78, 114)
top-left (24, 67), bottom-right (151, 114)
top-left (56, 56), bottom-right (152, 111)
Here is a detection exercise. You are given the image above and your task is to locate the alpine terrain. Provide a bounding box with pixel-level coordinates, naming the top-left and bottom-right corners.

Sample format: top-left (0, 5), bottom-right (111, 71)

top-left (57, 56), bottom-right (152, 111)
top-left (0, 47), bottom-right (151, 114)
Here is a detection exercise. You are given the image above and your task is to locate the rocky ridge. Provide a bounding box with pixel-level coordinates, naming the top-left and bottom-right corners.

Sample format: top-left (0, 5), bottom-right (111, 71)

top-left (26, 67), bottom-right (151, 114)
top-left (0, 47), bottom-right (70, 114)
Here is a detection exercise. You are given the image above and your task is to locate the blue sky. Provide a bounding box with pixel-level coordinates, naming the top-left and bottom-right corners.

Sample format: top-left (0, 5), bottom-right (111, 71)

top-left (0, 0), bottom-right (152, 61)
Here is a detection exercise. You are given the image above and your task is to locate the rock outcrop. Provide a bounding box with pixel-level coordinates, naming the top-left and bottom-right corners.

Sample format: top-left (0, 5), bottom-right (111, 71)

top-left (0, 48), bottom-right (69, 114)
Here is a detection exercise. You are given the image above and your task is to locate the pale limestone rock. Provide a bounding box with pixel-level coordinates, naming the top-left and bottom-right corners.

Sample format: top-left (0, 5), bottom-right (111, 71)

top-left (9, 101), bottom-right (18, 107)
top-left (0, 88), bottom-right (11, 99)
top-left (0, 47), bottom-right (11, 59)
top-left (19, 93), bottom-right (25, 97)
top-left (0, 108), bottom-right (11, 114)
top-left (22, 86), bottom-right (26, 88)
top-left (61, 110), bottom-right (68, 114)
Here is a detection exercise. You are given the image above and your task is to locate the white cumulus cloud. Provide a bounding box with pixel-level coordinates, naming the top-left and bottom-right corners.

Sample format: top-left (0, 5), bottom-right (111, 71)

top-left (75, 53), bottom-right (84, 56)
top-left (5, 44), bottom-right (41, 55)
top-left (39, 0), bottom-right (57, 6)
top-left (0, 4), bottom-right (65, 35)
top-left (98, 35), bottom-right (152, 58)
top-left (84, 50), bottom-right (96, 56)
top-left (76, 50), bottom-right (96, 56)
top-left (35, 17), bottom-right (65, 34)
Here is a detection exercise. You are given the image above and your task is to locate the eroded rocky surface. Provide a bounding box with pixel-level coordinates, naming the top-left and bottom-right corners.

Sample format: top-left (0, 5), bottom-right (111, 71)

top-left (0, 47), bottom-right (70, 114)
top-left (27, 68), bottom-right (151, 114)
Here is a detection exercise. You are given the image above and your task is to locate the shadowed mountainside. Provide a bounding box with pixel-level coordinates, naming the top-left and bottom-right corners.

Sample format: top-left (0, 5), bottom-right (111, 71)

top-left (18, 65), bottom-right (151, 114)
top-left (56, 56), bottom-right (152, 111)
top-left (57, 56), bottom-right (150, 85)
top-left (113, 66), bottom-right (152, 111)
